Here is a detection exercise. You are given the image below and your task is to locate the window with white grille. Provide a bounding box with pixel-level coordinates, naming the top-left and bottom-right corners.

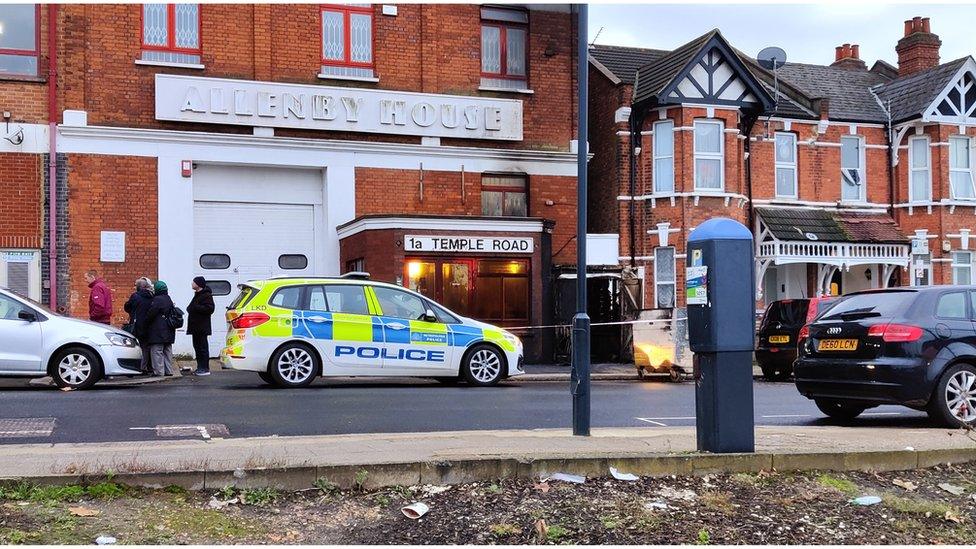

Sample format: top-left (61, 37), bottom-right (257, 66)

top-left (774, 132), bottom-right (797, 198)
top-left (694, 120), bottom-right (724, 190)
top-left (841, 136), bottom-right (865, 202)
top-left (480, 6), bottom-right (528, 91)
top-left (653, 120), bottom-right (674, 193)
top-left (321, 4), bottom-right (374, 79)
top-left (141, 4), bottom-right (201, 65)
top-left (654, 247), bottom-right (675, 309)
top-left (949, 136), bottom-right (975, 200)
top-left (905, 136), bottom-right (930, 202)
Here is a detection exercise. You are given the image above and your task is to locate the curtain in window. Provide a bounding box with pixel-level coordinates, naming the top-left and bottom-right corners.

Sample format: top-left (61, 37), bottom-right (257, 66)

top-left (950, 136), bottom-right (975, 199)
top-left (653, 121), bottom-right (674, 193)
top-left (506, 28), bottom-right (526, 76)
top-left (953, 251), bottom-right (973, 285)
top-left (841, 137), bottom-right (862, 200)
top-left (143, 4), bottom-right (168, 47)
top-left (775, 133), bottom-right (796, 197)
top-left (481, 26), bottom-right (501, 73)
top-left (349, 13), bottom-right (372, 64)
top-left (910, 138), bottom-right (930, 201)
top-left (174, 4), bottom-right (199, 49)
top-left (322, 10), bottom-right (345, 61)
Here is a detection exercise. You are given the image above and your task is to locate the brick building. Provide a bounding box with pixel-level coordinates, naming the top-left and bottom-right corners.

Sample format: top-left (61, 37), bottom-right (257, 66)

top-left (0, 3), bottom-right (580, 361)
top-left (589, 17), bottom-right (976, 318)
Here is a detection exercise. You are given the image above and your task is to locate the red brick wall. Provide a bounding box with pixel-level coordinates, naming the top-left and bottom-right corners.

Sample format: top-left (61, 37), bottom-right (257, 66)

top-left (58, 4), bottom-right (576, 151)
top-left (586, 67), bottom-right (627, 236)
top-left (354, 167), bottom-right (577, 263)
top-left (64, 154), bottom-right (158, 324)
top-left (0, 153), bottom-right (44, 249)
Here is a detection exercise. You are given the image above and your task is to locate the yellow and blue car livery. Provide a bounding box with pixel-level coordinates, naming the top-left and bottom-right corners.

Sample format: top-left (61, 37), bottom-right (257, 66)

top-left (220, 276), bottom-right (523, 385)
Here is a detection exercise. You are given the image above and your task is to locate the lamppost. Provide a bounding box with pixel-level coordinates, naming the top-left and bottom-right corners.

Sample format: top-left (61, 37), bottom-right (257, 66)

top-left (572, 2), bottom-right (591, 436)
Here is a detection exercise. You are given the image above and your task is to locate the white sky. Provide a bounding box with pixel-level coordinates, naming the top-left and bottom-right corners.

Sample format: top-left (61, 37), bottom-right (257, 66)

top-left (588, 2), bottom-right (976, 67)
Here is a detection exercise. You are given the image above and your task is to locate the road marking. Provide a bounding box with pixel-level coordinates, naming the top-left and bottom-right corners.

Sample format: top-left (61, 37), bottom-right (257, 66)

top-left (635, 418), bottom-right (669, 426)
top-left (635, 416), bottom-right (696, 420)
top-left (0, 418), bottom-right (56, 438)
top-left (761, 414), bottom-right (811, 418)
top-left (129, 424), bottom-right (229, 440)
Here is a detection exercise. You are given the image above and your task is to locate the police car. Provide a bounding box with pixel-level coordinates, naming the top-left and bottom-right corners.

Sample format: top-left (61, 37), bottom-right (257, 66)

top-left (220, 273), bottom-right (524, 387)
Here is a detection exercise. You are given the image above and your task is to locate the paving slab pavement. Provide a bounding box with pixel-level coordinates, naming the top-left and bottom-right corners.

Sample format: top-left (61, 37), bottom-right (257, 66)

top-left (2, 425), bottom-right (974, 489)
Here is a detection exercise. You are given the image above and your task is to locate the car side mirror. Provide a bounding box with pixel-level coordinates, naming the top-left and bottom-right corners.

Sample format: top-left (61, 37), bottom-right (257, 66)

top-left (17, 310), bottom-right (37, 322)
top-left (423, 309), bottom-right (438, 323)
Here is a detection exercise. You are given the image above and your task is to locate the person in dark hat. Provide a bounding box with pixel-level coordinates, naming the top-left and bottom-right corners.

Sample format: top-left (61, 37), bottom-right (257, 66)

top-left (145, 280), bottom-right (177, 376)
top-left (186, 276), bottom-right (216, 376)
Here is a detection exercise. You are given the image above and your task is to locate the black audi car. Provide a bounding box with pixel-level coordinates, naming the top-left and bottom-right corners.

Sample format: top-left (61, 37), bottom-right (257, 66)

top-left (794, 287), bottom-right (976, 427)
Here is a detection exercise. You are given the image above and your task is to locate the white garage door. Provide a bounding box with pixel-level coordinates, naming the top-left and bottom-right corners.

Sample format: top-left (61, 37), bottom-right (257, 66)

top-left (192, 166), bottom-right (324, 356)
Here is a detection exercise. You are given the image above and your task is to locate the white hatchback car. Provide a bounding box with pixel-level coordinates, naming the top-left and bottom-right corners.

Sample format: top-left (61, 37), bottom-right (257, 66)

top-left (0, 287), bottom-right (144, 389)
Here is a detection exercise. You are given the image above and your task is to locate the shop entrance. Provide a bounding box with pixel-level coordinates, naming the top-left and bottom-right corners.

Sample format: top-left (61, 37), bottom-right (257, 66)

top-left (404, 257), bottom-right (530, 327)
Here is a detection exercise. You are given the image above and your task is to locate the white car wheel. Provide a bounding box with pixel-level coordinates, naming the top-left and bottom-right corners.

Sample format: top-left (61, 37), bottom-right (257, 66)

top-left (462, 345), bottom-right (504, 387)
top-left (52, 347), bottom-right (102, 390)
top-left (269, 344), bottom-right (319, 388)
top-left (945, 370), bottom-right (976, 423)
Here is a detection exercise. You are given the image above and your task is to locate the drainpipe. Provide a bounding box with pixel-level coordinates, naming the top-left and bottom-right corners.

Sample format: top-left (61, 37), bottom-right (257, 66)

top-left (47, 4), bottom-right (58, 311)
top-left (627, 110), bottom-right (638, 267)
top-left (742, 112), bottom-right (758, 238)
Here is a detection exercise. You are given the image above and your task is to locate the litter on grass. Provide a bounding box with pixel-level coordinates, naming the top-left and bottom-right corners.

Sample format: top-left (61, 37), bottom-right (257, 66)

top-left (94, 536), bottom-right (117, 545)
top-left (401, 502), bottom-right (430, 520)
top-left (851, 496), bottom-right (882, 506)
top-left (609, 466), bottom-right (639, 481)
top-left (542, 473), bottom-right (586, 484)
top-left (938, 483), bottom-right (965, 496)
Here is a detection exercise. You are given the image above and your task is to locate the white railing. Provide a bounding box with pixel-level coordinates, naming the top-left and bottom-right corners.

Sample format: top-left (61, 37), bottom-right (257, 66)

top-left (758, 240), bottom-right (909, 266)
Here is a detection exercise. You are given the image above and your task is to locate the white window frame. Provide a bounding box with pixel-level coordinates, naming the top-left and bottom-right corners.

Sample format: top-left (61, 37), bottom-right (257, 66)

top-left (653, 246), bottom-right (676, 309)
top-left (693, 120), bottom-right (724, 191)
top-left (949, 135), bottom-right (976, 200)
top-left (840, 135), bottom-right (866, 203)
top-left (774, 132), bottom-right (797, 199)
top-left (908, 136), bottom-right (931, 203)
top-left (652, 120), bottom-right (674, 193)
top-left (953, 250), bottom-right (973, 285)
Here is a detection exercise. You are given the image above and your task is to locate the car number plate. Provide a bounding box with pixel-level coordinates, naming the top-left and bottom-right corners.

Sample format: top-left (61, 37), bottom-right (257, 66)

top-left (817, 339), bottom-right (858, 351)
top-left (768, 335), bottom-right (790, 344)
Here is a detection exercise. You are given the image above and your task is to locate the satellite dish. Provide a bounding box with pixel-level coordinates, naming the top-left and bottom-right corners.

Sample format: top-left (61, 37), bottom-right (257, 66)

top-left (757, 46), bottom-right (787, 70)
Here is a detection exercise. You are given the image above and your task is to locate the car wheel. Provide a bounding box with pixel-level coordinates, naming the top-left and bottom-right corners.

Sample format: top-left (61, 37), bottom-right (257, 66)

top-left (461, 344), bottom-right (505, 387)
top-left (761, 365), bottom-right (792, 382)
top-left (927, 363), bottom-right (976, 427)
top-left (814, 399), bottom-right (866, 421)
top-left (268, 344), bottom-right (319, 388)
top-left (51, 347), bottom-right (103, 390)
top-left (258, 370), bottom-right (276, 385)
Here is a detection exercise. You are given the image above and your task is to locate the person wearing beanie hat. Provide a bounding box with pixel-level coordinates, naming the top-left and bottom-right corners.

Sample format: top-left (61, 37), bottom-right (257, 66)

top-left (186, 276), bottom-right (215, 376)
top-left (145, 279), bottom-right (177, 376)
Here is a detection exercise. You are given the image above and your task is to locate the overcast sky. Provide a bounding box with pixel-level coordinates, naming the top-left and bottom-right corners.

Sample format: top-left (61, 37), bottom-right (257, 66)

top-left (588, 3), bottom-right (976, 67)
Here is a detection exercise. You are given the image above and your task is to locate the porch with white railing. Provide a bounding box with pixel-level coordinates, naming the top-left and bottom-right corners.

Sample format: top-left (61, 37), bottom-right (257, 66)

top-left (757, 241), bottom-right (910, 267)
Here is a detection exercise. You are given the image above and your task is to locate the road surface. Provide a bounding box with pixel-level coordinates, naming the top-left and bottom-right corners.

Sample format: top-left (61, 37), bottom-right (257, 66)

top-left (0, 371), bottom-right (931, 444)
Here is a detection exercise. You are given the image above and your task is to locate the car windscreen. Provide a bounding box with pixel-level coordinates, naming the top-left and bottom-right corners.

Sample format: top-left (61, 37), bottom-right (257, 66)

top-left (819, 292), bottom-right (916, 321)
top-left (762, 300), bottom-right (809, 329)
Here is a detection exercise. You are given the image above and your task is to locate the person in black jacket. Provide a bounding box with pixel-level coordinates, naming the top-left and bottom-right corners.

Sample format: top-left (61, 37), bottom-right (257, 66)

top-left (186, 276), bottom-right (216, 376)
top-left (145, 280), bottom-right (177, 377)
top-left (123, 277), bottom-right (155, 374)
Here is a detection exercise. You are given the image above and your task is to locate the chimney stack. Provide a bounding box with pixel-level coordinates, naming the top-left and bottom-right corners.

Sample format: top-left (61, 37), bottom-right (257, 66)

top-left (831, 42), bottom-right (867, 70)
top-left (896, 16), bottom-right (941, 76)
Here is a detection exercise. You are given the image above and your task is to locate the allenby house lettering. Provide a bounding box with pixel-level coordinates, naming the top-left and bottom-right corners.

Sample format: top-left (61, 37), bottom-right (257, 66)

top-left (157, 75), bottom-right (523, 141)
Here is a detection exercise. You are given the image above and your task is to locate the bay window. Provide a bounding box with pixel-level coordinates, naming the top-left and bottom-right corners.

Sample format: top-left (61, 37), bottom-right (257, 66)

top-left (141, 4), bottom-right (201, 65)
top-left (840, 136), bottom-right (865, 202)
top-left (774, 132), bottom-right (797, 198)
top-left (949, 136), bottom-right (975, 199)
top-left (481, 174), bottom-right (527, 217)
top-left (694, 120), bottom-right (724, 191)
top-left (480, 6), bottom-right (528, 91)
top-left (321, 4), bottom-right (375, 79)
top-left (952, 251), bottom-right (973, 285)
top-left (654, 246), bottom-right (676, 309)
top-left (908, 136), bottom-right (931, 202)
top-left (0, 5), bottom-right (38, 76)
top-left (653, 120), bottom-right (674, 193)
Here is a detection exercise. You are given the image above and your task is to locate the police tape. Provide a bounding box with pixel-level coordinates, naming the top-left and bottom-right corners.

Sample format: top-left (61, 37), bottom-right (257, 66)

top-left (504, 318), bottom-right (678, 331)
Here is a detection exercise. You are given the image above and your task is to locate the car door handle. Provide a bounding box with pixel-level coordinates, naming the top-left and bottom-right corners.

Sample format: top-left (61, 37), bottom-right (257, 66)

top-left (387, 322), bottom-right (408, 330)
top-left (307, 316), bottom-right (328, 323)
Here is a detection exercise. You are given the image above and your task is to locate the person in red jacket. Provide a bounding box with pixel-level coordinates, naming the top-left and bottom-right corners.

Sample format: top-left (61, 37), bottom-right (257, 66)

top-left (85, 270), bottom-right (113, 324)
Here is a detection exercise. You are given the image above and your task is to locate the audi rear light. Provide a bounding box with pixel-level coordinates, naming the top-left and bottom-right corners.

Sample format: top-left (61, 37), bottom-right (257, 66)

top-left (798, 324), bottom-right (810, 340)
top-left (867, 323), bottom-right (923, 343)
top-left (231, 312), bottom-right (270, 329)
